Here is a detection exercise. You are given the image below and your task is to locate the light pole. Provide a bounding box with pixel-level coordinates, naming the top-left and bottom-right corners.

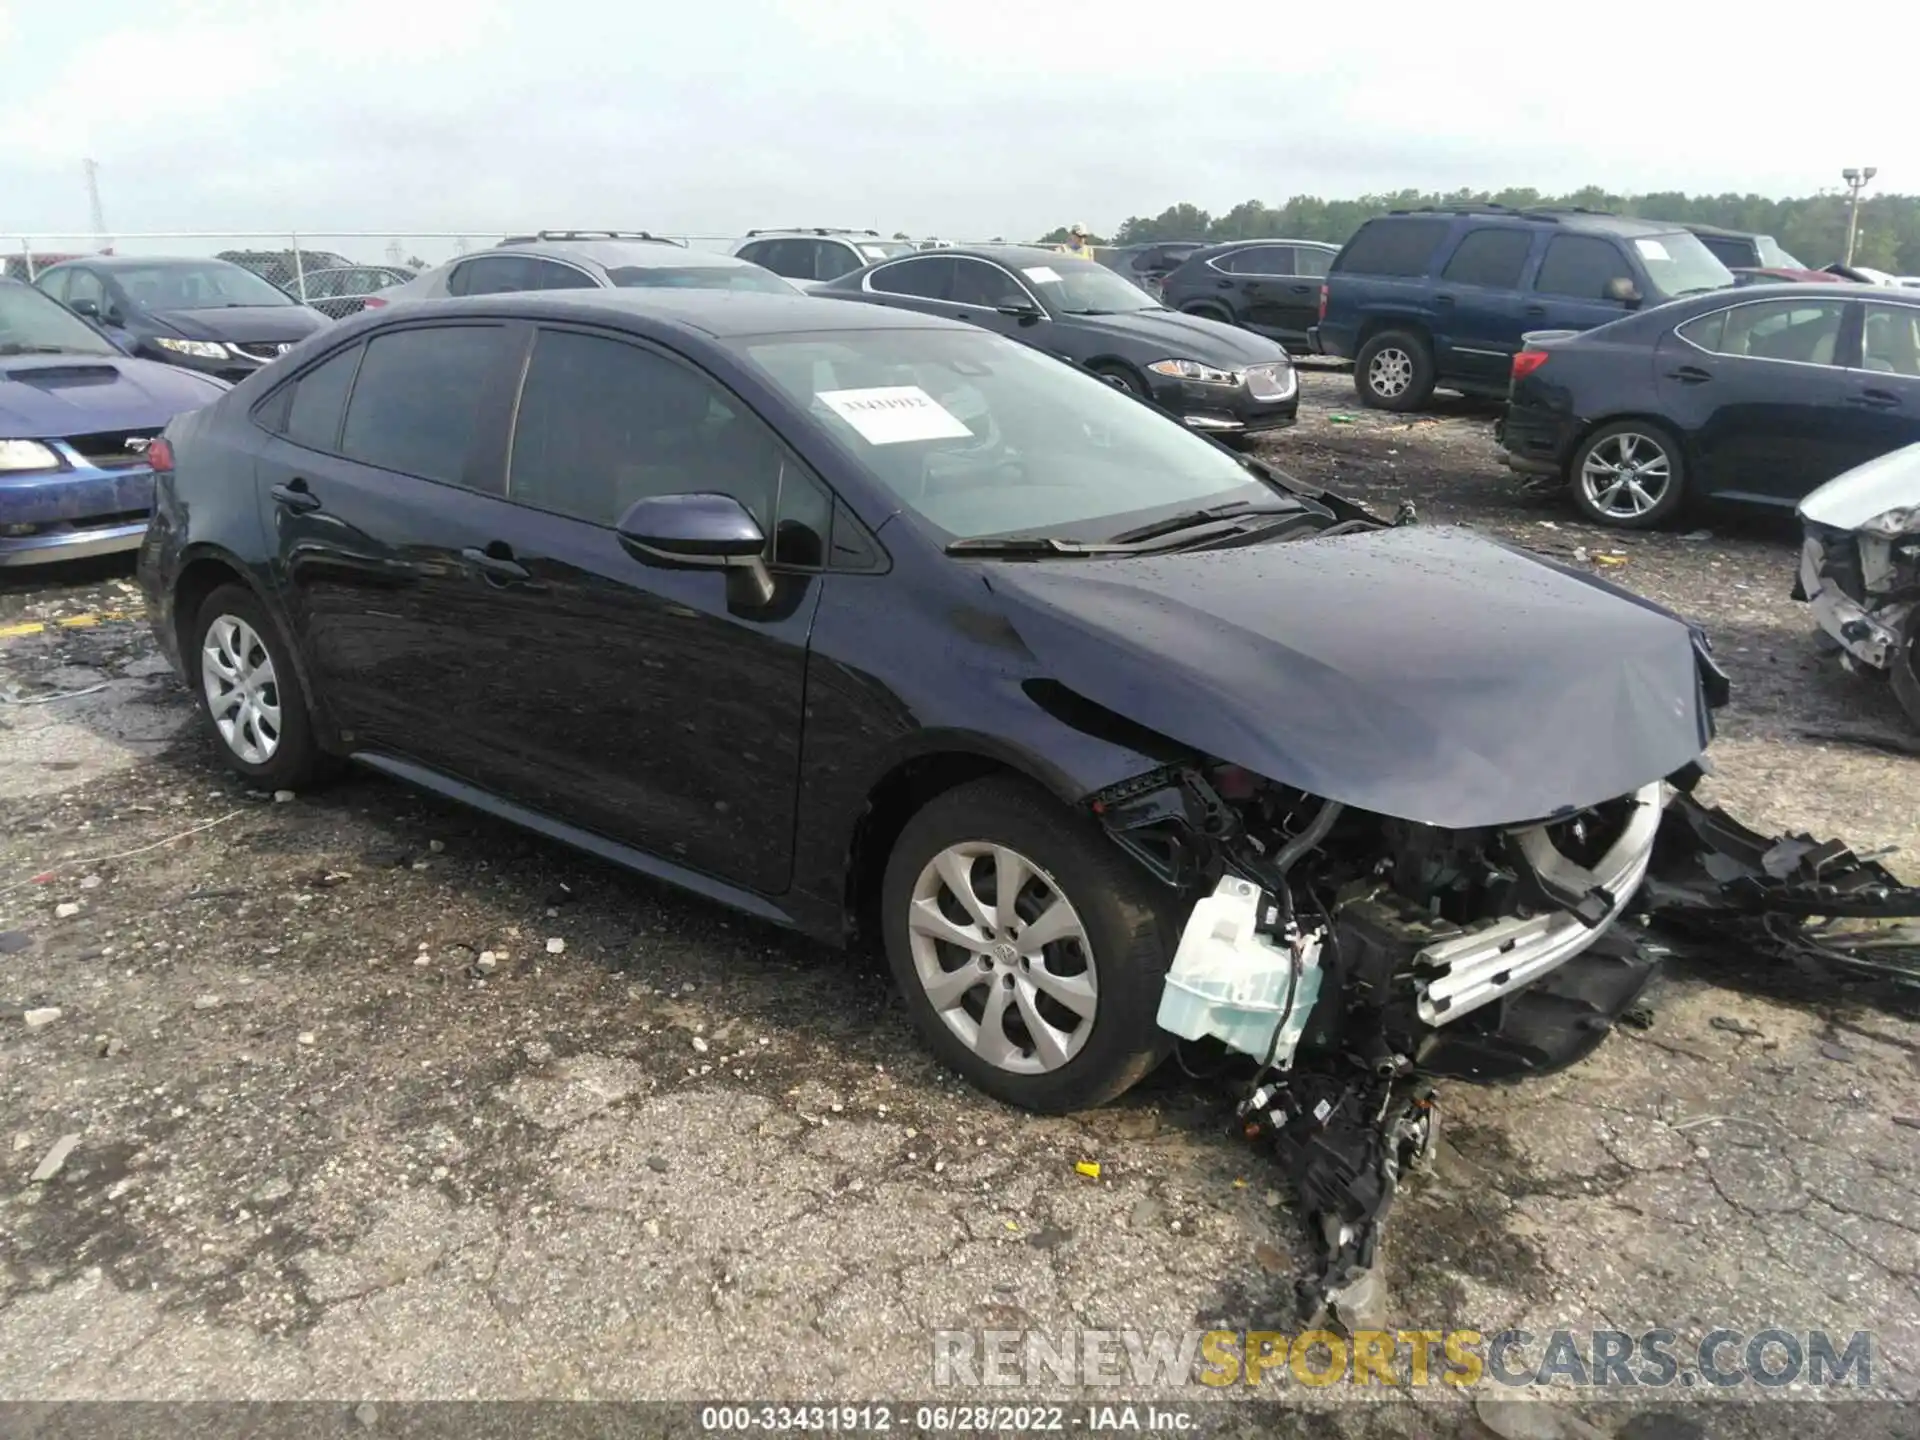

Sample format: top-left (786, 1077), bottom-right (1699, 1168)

top-left (1842, 166), bottom-right (1878, 265)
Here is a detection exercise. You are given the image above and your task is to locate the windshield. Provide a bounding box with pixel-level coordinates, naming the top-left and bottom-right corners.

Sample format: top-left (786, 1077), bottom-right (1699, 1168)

top-left (1756, 236), bottom-right (1809, 271)
top-left (610, 265), bottom-right (797, 294)
top-left (1013, 257), bottom-right (1162, 315)
top-left (111, 262), bottom-right (296, 309)
top-left (0, 281), bottom-right (119, 356)
top-left (736, 327), bottom-right (1285, 542)
top-left (1635, 232), bottom-right (1735, 299)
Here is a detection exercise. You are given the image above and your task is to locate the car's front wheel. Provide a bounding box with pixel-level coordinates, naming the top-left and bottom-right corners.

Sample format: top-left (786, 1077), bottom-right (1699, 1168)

top-left (1569, 420), bottom-right (1686, 529)
top-left (189, 583), bottom-right (328, 790)
top-left (881, 777), bottom-right (1175, 1113)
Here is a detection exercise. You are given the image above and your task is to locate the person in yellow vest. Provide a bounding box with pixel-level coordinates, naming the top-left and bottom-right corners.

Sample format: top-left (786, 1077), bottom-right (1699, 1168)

top-left (1059, 224), bottom-right (1095, 260)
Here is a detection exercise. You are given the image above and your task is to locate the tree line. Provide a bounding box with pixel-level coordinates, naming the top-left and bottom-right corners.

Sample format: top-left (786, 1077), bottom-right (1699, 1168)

top-left (1038, 187), bottom-right (1920, 272)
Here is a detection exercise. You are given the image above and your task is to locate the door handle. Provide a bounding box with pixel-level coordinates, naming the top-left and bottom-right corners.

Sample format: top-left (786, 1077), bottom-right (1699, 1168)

top-left (1666, 366), bottom-right (1712, 385)
top-left (460, 545), bottom-right (531, 583)
top-left (1290, 284), bottom-right (1312, 294)
top-left (270, 480), bottom-right (321, 513)
top-left (1216, 279), bottom-right (1233, 289)
top-left (1849, 389), bottom-right (1901, 410)
top-left (1433, 294), bottom-right (1455, 307)
top-left (1524, 304), bottom-right (1547, 317)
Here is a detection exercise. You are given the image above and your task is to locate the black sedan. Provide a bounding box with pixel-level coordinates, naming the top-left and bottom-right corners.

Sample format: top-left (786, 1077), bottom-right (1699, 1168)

top-left (1159, 240), bottom-right (1339, 353)
top-left (35, 256), bottom-right (331, 383)
top-left (141, 289), bottom-right (1720, 1117)
top-left (1499, 283), bottom-right (1920, 528)
top-left (811, 246), bottom-right (1298, 440)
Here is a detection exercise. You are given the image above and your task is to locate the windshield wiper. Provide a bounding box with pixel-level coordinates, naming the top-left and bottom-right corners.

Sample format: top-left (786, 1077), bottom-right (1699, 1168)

top-left (944, 536), bottom-right (1139, 557)
top-left (1106, 500), bottom-right (1296, 545)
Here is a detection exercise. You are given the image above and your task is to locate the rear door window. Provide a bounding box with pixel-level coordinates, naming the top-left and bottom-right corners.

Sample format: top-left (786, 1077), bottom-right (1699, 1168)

top-left (339, 325), bottom-right (509, 487)
top-left (1440, 228), bottom-right (1533, 289)
top-left (280, 345), bottom-right (364, 451)
top-left (1292, 247), bottom-right (1334, 279)
top-left (446, 256), bottom-right (536, 296)
top-left (1534, 236), bottom-right (1633, 299)
top-left (533, 260), bottom-right (597, 290)
top-left (868, 256), bottom-right (955, 299)
top-left (1223, 246), bottom-right (1295, 276)
top-left (812, 242), bottom-right (863, 281)
top-left (1334, 219), bottom-right (1450, 277)
top-left (1681, 299), bottom-right (1848, 366)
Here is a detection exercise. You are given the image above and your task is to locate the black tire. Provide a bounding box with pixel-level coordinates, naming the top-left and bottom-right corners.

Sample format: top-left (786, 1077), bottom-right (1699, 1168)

top-left (187, 583), bottom-right (329, 790)
top-left (1181, 302), bottom-right (1232, 325)
top-left (1890, 616), bottom-right (1920, 733)
top-left (1091, 362), bottom-right (1149, 399)
top-left (1567, 419), bottom-right (1687, 530)
top-left (1354, 329), bottom-right (1436, 411)
top-left (881, 777), bottom-right (1175, 1113)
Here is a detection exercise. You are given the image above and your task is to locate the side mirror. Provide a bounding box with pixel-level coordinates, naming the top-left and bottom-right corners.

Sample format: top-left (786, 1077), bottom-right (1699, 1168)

top-left (68, 298), bottom-right (100, 318)
top-left (615, 492), bottom-right (774, 606)
top-left (1605, 278), bottom-right (1643, 308)
top-left (995, 301), bottom-right (1044, 323)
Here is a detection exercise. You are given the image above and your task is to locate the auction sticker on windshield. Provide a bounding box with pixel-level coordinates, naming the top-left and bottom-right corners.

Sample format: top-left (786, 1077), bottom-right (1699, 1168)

top-left (1634, 239), bottom-right (1671, 261)
top-left (818, 386), bottom-right (973, 445)
top-left (1022, 266), bottom-right (1062, 284)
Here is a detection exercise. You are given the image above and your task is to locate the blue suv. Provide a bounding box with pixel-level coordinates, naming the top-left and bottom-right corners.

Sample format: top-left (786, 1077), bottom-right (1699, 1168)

top-left (1312, 207), bottom-right (1734, 411)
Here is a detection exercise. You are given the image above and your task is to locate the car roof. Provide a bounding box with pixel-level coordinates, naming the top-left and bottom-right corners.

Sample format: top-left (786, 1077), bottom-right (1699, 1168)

top-left (743, 229), bottom-right (890, 240)
top-left (60, 255), bottom-right (249, 270)
top-left (1374, 207), bottom-right (1696, 239)
top-left (473, 239), bottom-right (753, 270)
top-left (1680, 222), bottom-right (1770, 240)
top-left (367, 287), bottom-right (974, 340)
top-left (1197, 237), bottom-right (1337, 255)
top-left (876, 244), bottom-right (1089, 268)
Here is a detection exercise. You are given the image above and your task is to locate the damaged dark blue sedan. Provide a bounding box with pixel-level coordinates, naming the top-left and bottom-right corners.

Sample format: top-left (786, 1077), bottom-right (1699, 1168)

top-left (138, 289), bottom-right (1728, 1122)
top-left (0, 278), bottom-right (228, 566)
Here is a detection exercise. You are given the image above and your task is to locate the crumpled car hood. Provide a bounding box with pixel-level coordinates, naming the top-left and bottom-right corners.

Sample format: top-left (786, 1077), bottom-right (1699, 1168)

top-left (984, 524), bottom-right (1711, 829)
top-left (1797, 441), bottom-right (1920, 531)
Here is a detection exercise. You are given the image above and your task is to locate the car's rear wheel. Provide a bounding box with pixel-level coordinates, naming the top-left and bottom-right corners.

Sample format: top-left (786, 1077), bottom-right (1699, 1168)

top-left (880, 777), bottom-right (1175, 1113)
top-left (1181, 302), bottom-right (1232, 324)
top-left (1569, 421), bottom-right (1686, 529)
top-left (1355, 330), bottom-right (1435, 411)
top-left (189, 583), bottom-right (327, 790)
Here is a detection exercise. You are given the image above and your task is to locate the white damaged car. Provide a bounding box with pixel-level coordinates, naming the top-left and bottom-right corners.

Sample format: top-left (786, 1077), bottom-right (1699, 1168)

top-left (1795, 440), bottom-right (1920, 723)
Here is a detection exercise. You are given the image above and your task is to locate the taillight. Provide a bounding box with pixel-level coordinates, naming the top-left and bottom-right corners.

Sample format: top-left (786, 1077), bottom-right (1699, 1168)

top-left (1318, 284), bottom-right (1328, 323)
top-left (1511, 350), bottom-right (1551, 380)
top-left (146, 437), bottom-right (175, 473)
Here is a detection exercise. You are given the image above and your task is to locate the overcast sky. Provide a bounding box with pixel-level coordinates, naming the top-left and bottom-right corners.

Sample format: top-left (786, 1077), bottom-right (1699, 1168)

top-left (7, 0), bottom-right (1914, 251)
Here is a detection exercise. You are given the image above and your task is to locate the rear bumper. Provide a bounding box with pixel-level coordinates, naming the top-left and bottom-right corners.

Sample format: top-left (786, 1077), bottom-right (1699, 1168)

top-left (0, 461), bottom-right (154, 568)
top-left (1495, 405), bottom-right (1574, 477)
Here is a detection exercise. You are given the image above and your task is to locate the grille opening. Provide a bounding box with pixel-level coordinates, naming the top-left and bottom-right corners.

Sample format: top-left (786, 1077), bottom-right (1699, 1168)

top-left (64, 429), bottom-right (162, 470)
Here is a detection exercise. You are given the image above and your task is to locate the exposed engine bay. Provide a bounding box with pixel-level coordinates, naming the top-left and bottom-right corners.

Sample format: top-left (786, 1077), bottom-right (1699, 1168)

top-left (1089, 756), bottom-right (1920, 1330)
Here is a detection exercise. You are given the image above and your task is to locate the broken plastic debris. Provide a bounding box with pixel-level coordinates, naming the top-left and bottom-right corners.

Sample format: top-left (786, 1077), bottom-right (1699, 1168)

top-left (545, 937), bottom-right (566, 955)
top-left (1326, 414), bottom-right (1355, 424)
top-left (1074, 1160), bottom-right (1101, 1179)
top-left (31, 1133), bottom-right (80, 1183)
top-left (23, 1007), bottom-right (61, 1028)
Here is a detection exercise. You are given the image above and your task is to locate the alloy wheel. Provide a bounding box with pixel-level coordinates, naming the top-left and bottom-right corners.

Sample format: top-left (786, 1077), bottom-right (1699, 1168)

top-left (906, 841), bottom-right (1098, 1075)
top-left (201, 615), bottom-right (282, 765)
top-left (1580, 432), bottom-right (1672, 521)
top-left (1367, 347), bottom-right (1413, 398)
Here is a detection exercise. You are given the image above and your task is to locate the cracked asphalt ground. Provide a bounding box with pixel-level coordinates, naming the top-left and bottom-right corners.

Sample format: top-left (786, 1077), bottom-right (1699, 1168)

top-left (1, 367), bottom-right (1917, 1437)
